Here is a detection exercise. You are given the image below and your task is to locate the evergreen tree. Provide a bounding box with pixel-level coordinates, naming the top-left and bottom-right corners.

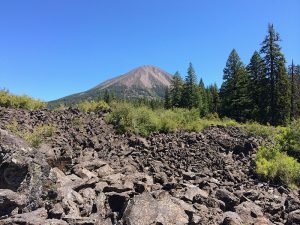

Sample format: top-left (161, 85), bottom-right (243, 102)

top-left (247, 51), bottom-right (269, 123)
top-left (260, 24), bottom-right (290, 125)
top-left (164, 87), bottom-right (172, 109)
top-left (181, 63), bottom-right (200, 109)
top-left (104, 90), bottom-right (115, 104)
top-left (220, 49), bottom-right (251, 121)
top-left (207, 84), bottom-right (219, 113)
top-left (274, 60), bottom-right (291, 124)
top-left (289, 61), bottom-right (300, 119)
top-left (199, 78), bottom-right (209, 116)
top-left (170, 71), bottom-right (183, 108)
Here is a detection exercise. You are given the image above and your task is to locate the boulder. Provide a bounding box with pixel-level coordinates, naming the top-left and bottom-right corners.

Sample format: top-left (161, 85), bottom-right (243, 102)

top-left (286, 210), bottom-right (300, 225)
top-left (215, 188), bottom-right (239, 211)
top-left (235, 201), bottom-right (264, 225)
top-left (221, 211), bottom-right (243, 225)
top-left (0, 208), bottom-right (67, 225)
top-left (183, 185), bottom-right (208, 202)
top-left (122, 192), bottom-right (189, 225)
top-left (0, 189), bottom-right (27, 217)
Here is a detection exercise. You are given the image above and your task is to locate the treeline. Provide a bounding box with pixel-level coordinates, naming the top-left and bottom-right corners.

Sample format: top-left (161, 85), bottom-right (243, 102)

top-left (164, 64), bottom-right (219, 117)
top-left (165, 24), bottom-right (300, 126)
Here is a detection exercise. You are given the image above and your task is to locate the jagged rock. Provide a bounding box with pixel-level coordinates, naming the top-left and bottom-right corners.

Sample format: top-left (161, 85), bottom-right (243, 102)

top-left (0, 107), bottom-right (296, 224)
top-left (48, 203), bottom-right (64, 219)
top-left (0, 208), bottom-right (67, 225)
top-left (285, 195), bottom-right (300, 213)
top-left (97, 164), bottom-right (115, 177)
top-left (0, 189), bottom-right (27, 217)
top-left (215, 188), bottom-right (239, 211)
top-left (286, 210), bottom-right (300, 225)
top-left (221, 211), bottom-right (243, 225)
top-left (235, 201), bottom-right (264, 225)
top-left (183, 185), bottom-right (209, 202)
top-left (122, 192), bottom-right (188, 225)
top-left (103, 184), bottom-right (132, 193)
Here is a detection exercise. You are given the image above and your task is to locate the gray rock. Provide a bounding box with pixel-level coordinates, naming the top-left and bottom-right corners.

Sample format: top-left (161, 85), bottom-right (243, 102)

top-left (0, 189), bottom-right (27, 217)
top-left (286, 210), bottom-right (300, 225)
top-left (122, 192), bottom-right (188, 225)
top-left (235, 201), bottom-right (264, 225)
top-left (221, 211), bottom-right (243, 225)
top-left (216, 188), bottom-right (239, 211)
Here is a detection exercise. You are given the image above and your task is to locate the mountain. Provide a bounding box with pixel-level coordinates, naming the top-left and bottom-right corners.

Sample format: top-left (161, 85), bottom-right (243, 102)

top-left (49, 65), bottom-right (173, 107)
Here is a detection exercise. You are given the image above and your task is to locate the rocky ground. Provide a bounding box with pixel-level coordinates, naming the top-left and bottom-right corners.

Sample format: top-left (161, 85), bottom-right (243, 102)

top-left (0, 106), bottom-right (299, 225)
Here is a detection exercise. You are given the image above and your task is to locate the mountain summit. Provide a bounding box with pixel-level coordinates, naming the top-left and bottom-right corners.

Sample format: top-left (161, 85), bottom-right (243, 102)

top-left (49, 65), bottom-right (172, 106)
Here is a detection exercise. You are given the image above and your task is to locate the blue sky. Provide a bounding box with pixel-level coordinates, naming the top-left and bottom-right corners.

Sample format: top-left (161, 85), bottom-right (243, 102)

top-left (0, 0), bottom-right (299, 101)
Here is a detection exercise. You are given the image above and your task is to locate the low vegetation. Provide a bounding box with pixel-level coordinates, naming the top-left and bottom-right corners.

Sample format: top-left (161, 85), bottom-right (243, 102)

top-left (77, 100), bottom-right (109, 113)
top-left (256, 144), bottom-right (300, 189)
top-left (0, 90), bottom-right (46, 110)
top-left (106, 102), bottom-right (237, 136)
top-left (254, 120), bottom-right (300, 188)
top-left (6, 121), bottom-right (55, 148)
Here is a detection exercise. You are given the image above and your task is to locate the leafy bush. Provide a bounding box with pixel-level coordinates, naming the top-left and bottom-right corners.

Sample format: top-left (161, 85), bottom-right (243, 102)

top-left (282, 119), bottom-right (300, 160)
top-left (132, 106), bottom-right (160, 136)
top-left (106, 102), bottom-right (134, 134)
top-left (6, 122), bottom-right (55, 148)
top-left (107, 103), bottom-right (240, 136)
top-left (0, 90), bottom-right (46, 109)
top-left (241, 122), bottom-right (279, 139)
top-left (77, 100), bottom-right (109, 113)
top-left (256, 144), bottom-right (300, 188)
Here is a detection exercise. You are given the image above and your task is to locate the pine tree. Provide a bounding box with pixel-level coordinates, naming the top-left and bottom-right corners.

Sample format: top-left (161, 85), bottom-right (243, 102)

top-left (220, 49), bottom-right (251, 121)
top-left (181, 63), bottom-right (200, 109)
top-left (207, 84), bottom-right (219, 113)
top-left (260, 24), bottom-right (290, 125)
top-left (104, 90), bottom-right (115, 104)
top-left (170, 71), bottom-right (183, 108)
top-left (274, 60), bottom-right (291, 124)
top-left (289, 61), bottom-right (300, 119)
top-left (164, 87), bottom-right (171, 109)
top-left (247, 51), bottom-right (269, 123)
top-left (199, 78), bottom-right (208, 116)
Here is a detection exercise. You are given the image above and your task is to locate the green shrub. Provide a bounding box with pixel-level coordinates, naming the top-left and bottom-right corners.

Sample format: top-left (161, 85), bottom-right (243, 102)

top-left (282, 119), bottom-right (300, 160)
top-left (158, 109), bottom-right (182, 133)
top-left (132, 106), bottom-right (160, 136)
top-left (77, 100), bottom-right (109, 113)
top-left (106, 102), bottom-right (134, 134)
top-left (107, 103), bottom-right (239, 136)
top-left (242, 122), bottom-right (278, 139)
top-left (256, 144), bottom-right (300, 188)
top-left (0, 90), bottom-right (46, 110)
top-left (5, 122), bottom-right (55, 148)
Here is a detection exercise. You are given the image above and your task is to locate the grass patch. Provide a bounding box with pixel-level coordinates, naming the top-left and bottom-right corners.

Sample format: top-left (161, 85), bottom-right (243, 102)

top-left (0, 90), bottom-right (46, 110)
top-left (5, 121), bottom-right (55, 148)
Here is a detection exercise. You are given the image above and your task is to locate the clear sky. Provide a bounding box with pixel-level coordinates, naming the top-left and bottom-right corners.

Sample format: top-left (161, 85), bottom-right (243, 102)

top-left (0, 0), bottom-right (299, 101)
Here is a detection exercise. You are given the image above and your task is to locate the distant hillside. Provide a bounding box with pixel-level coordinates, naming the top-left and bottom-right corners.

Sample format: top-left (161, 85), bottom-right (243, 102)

top-left (49, 65), bottom-right (172, 107)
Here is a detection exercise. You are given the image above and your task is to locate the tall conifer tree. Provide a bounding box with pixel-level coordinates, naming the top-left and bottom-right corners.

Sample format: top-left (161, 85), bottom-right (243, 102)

top-left (170, 71), bottom-right (183, 108)
top-left (260, 24), bottom-right (290, 125)
top-left (247, 51), bottom-right (269, 123)
top-left (181, 63), bottom-right (199, 109)
top-left (220, 49), bottom-right (251, 121)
